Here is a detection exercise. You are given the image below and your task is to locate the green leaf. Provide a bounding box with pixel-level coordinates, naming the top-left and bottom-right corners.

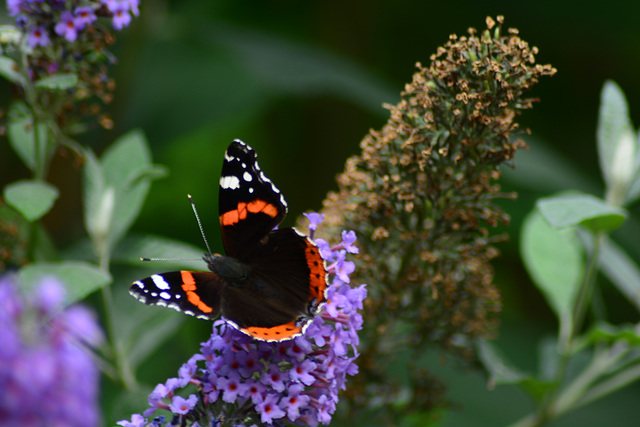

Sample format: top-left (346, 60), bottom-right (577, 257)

top-left (537, 193), bottom-right (628, 233)
top-left (100, 130), bottom-right (167, 247)
top-left (34, 73), bottom-right (78, 90)
top-left (586, 323), bottom-right (640, 347)
top-left (7, 101), bottom-right (50, 172)
top-left (82, 148), bottom-right (105, 241)
top-left (521, 209), bottom-right (584, 322)
top-left (625, 129), bottom-right (640, 205)
top-left (597, 80), bottom-right (636, 194)
top-left (18, 261), bottom-right (111, 308)
top-left (112, 233), bottom-right (206, 270)
top-left (3, 179), bottom-right (59, 222)
top-left (0, 55), bottom-right (24, 85)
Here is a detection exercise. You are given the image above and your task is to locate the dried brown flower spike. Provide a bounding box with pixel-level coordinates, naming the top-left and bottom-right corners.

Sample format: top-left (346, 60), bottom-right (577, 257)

top-left (305, 16), bottom-right (556, 420)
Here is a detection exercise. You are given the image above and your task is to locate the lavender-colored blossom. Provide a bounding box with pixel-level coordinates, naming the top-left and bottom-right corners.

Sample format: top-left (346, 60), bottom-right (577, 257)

top-left (117, 413), bottom-right (147, 427)
top-left (120, 213), bottom-right (366, 426)
top-left (74, 6), bottom-right (97, 29)
top-left (7, 0), bottom-right (21, 16)
top-left (303, 212), bottom-right (325, 232)
top-left (105, 0), bottom-right (132, 30)
top-left (0, 274), bottom-right (102, 427)
top-left (341, 230), bottom-right (359, 253)
top-left (55, 11), bottom-right (78, 42)
top-left (169, 395), bottom-right (198, 415)
top-left (28, 26), bottom-right (49, 47)
top-left (255, 393), bottom-right (286, 424)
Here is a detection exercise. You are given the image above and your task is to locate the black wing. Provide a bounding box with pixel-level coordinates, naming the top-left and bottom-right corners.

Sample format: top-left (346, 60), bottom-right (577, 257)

top-left (218, 139), bottom-right (288, 259)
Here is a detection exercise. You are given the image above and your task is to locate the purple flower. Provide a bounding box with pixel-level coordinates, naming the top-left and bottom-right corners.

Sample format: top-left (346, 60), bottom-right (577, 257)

top-left (260, 364), bottom-right (289, 392)
top-left (74, 6), bottom-right (97, 30)
top-left (289, 358), bottom-right (317, 386)
top-left (218, 371), bottom-right (246, 403)
top-left (34, 276), bottom-right (65, 313)
top-left (0, 274), bottom-right (102, 427)
top-left (121, 216), bottom-right (366, 426)
top-left (334, 250), bottom-right (356, 283)
top-left (7, 0), bottom-right (21, 16)
top-left (105, 0), bottom-right (132, 30)
top-left (28, 26), bottom-right (49, 47)
top-left (341, 230), bottom-right (359, 253)
top-left (304, 212), bottom-right (325, 231)
top-left (117, 413), bottom-right (146, 427)
top-left (255, 393), bottom-right (286, 424)
top-left (282, 383), bottom-right (311, 422)
top-left (55, 11), bottom-right (78, 42)
top-left (169, 395), bottom-right (198, 415)
top-left (127, 0), bottom-right (140, 16)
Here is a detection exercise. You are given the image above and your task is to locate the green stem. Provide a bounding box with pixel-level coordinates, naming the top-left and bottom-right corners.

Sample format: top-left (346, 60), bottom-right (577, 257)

top-left (569, 232), bottom-right (604, 344)
top-left (99, 248), bottom-right (137, 390)
top-left (574, 359), bottom-right (640, 410)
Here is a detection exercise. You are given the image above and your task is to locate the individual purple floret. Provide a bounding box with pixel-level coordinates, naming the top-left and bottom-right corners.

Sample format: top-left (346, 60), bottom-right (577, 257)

top-left (120, 214), bottom-right (366, 427)
top-left (0, 274), bottom-right (103, 427)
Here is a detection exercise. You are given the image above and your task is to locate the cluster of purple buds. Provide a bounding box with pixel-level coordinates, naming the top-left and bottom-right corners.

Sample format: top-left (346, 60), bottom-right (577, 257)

top-left (0, 274), bottom-right (103, 426)
top-left (119, 214), bottom-right (366, 427)
top-left (7, 0), bottom-right (139, 47)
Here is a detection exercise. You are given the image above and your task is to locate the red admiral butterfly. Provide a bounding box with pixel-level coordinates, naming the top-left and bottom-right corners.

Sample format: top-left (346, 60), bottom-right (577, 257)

top-left (129, 139), bottom-right (328, 341)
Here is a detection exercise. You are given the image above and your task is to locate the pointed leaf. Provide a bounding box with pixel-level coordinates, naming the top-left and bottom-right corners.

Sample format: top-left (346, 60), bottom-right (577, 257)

top-left (537, 193), bottom-right (627, 233)
top-left (7, 101), bottom-right (49, 172)
top-left (34, 73), bottom-right (78, 90)
top-left (0, 55), bottom-right (24, 85)
top-left (521, 209), bottom-right (584, 321)
top-left (100, 130), bottom-right (167, 247)
top-left (3, 179), bottom-right (59, 222)
top-left (597, 80), bottom-right (635, 192)
top-left (18, 261), bottom-right (111, 307)
top-left (82, 148), bottom-right (105, 241)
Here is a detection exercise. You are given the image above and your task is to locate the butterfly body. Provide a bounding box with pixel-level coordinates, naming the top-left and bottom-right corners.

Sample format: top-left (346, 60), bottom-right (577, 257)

top-left (129, 139), bottom-right (327, 341)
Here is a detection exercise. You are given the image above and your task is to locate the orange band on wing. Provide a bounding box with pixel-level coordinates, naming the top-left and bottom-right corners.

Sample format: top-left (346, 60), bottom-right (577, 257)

top-left (220, 200), bottom-right (279, 227)
top-left (242, 320), bottom-right (303, 341)
top-left (304, 242), bottom-right (328, 306)
top-left (180, 271), bottom-right (213, 313)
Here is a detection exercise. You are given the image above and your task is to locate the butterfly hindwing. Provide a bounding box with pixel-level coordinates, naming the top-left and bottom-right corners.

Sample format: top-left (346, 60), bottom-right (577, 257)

top-left (217, 228), bottom-right (328, 341)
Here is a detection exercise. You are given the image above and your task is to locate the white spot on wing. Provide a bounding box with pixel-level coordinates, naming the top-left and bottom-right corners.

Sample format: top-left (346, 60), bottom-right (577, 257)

top-left (220, 175), bottom-right (241, 190)
top-left (243, 171), bottom-right (253, 182)
top-left (151, 274), bottom-right (170, 290)
top-left (159, 291), bottom-right (171, 300)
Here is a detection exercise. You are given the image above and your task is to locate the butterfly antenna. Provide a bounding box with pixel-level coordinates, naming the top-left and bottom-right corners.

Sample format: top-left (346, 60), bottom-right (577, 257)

top-left (188, 194), bottom-right (214, 255)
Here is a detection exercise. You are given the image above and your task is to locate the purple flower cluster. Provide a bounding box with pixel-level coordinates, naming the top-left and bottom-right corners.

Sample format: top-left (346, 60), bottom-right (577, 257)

top-left (0, 274), bottom-right (103, 426)
top-left (119, 214), bottom-right (366, 427)
top-left (8, 0), bottom-right (139, 47)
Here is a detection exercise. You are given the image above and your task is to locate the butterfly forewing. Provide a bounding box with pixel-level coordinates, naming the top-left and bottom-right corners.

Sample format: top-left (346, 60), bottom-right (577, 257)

top-left (130, 271), bottom-right (223, 320)
top-left (218, 140), bottom-right (288, 258)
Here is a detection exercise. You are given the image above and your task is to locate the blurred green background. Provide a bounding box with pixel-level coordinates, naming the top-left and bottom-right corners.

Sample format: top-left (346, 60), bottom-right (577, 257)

top-left (2, 1), bottom-right (640, 425)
